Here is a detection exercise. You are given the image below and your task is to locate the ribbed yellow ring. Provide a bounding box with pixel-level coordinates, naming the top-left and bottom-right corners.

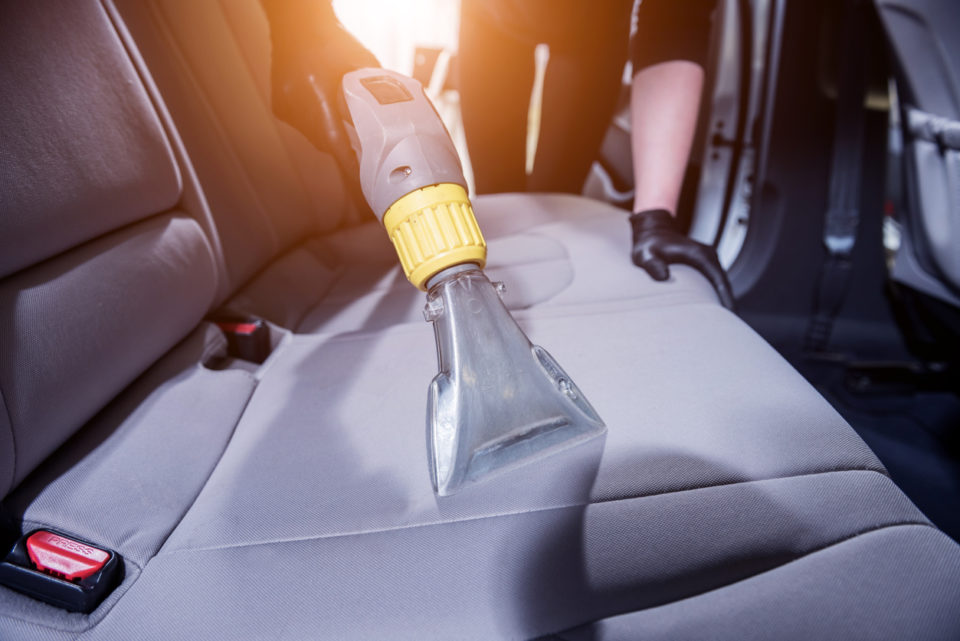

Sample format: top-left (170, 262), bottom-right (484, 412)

top-left (382, 183), bottom-right (487, 290)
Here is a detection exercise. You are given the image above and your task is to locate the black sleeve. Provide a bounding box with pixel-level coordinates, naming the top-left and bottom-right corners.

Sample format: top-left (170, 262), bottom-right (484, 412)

top-left (260, 0), bottom-right (338, 36)
top-left (630, 0), bottom-right (718, 71)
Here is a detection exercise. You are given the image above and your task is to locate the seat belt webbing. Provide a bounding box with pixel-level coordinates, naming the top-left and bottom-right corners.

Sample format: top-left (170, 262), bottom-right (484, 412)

top-left (804, 0), bottom-right (869, 353)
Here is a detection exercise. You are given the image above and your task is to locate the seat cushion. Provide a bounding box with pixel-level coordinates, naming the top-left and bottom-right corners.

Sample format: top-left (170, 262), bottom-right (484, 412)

top-left (163, 299), bottom-right (883, 548)
top-left (38, 297), bottom-right (959, 640)
top-left (41, 291), bottom-right (918, 640)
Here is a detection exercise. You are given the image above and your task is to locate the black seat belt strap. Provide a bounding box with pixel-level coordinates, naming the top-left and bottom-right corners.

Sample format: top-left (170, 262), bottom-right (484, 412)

top-left (804, 0), bottom-right (869, 352)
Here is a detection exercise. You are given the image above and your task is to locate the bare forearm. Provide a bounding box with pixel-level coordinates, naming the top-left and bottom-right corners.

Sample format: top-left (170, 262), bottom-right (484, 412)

top-left (630, 60), bottom-right (704, 214)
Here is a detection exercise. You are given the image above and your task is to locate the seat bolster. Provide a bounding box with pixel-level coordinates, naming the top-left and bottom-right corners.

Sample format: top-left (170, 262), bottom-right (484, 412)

top-left (0, 324), bottom-right (256, 636)
top-left (557, 525), bottom-right (960, 641)
top-left (0, 214), bottom-right (216, 495)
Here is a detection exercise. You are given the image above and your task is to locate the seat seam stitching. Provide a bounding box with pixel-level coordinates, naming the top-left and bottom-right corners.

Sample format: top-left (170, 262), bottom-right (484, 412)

top-left (159, 467), bottom-right (896, 556)
top-left (287, 292), bottom-right (720, 343)
top-left (2, 522), bottom-right (942, 634)
top-left (151, 379), bottom-right (260, 558)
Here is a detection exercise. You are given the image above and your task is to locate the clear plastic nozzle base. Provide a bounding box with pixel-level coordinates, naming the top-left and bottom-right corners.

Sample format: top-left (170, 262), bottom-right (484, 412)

top-left (424, 268), bottom-right (606, 496)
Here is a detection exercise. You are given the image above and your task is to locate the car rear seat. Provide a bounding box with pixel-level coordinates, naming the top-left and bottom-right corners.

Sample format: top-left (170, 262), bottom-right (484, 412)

top-left (1, 1), bottom-right (959, 640)
top-left (117, 0), bottom-right (723, 335)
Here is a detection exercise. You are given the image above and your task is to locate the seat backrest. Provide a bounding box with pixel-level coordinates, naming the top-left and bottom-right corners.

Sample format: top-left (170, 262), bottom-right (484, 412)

top-left (0, 0), bottom-right (218, 497)
top-left (113, 0), bottom-right (352, 303)
top-left (877, 0), bottom-right (960, 302)
top-left (876, 0), bottom-right (960, 119)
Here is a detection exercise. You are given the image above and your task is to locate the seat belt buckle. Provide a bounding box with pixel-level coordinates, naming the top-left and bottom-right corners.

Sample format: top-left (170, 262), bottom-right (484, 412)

top-left (0, 529), bottom-right (123, 613)
top-left (215, 318), bottom-right (271, 364)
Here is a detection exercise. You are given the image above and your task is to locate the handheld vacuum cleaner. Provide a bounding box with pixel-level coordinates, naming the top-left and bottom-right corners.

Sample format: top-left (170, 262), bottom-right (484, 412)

top-left (341, 69), bottom-right (605, 495)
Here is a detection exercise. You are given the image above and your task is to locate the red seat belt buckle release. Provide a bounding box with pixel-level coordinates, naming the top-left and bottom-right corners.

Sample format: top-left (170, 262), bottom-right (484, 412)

top-left (0, 529), bottom-right (122, 613)
top-left (214, 318), bottom-right (271, 363)
top-left (26, 531), bottom-right (109, 581)
top-left (216, 321), bottom-right (260, 335)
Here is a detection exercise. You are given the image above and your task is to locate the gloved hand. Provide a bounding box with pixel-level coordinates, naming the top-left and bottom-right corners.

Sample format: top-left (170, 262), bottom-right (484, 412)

top-left (261, 0), bottom-right (378, 212)
top-left (629, 208), bottom-right (735, 310)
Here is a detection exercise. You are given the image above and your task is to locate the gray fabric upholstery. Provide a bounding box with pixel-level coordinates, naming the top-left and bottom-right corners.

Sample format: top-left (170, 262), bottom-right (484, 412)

top-left (0, 393), bottom-right (13, 497)
top-left (7, 325), bottom-right (253, 565)
top-left (75, 473), bottom-right (936, 640)
top-left (165, 301), bottom-right (881, 554)
top-left (64, 292), bottom-right (925, 640)
top-left (115, 0), bottom-right (719, 333)
top-left (0, 0), bottom-right (181, 279)
top-left (114, 0), bottom-right (348, 301)
top-left (0, 325), bottom-right (256, 639)
top-left (300, 194), bottom-right (721, 334)
top-left (0, 214), bottom-right (216, 496)
top-left (557, 525), bottom-right (960, 641)
top-left (0, 0), bottom-right (220, 495)
top-left (215, 0), bottom-right (359, 223)
top-left (222, 241), bottom-right (339, 329)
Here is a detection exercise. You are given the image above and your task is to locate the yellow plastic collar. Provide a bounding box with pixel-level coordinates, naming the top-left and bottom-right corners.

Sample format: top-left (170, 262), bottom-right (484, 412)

top-left (382, 183), bottom-right (487, 290)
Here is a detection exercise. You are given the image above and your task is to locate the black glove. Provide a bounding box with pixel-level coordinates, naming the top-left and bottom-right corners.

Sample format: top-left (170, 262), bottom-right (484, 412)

top-left (261, 0), bottom-right (379, 213)
top-left (629, 209), bottom-right (735, 310)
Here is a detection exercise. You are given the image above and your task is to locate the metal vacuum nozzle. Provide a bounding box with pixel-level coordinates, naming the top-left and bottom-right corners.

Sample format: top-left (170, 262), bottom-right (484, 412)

top-left (341, 68), bottom-right (605, 495)
top-left (424, 268), bottom-right (604, 495)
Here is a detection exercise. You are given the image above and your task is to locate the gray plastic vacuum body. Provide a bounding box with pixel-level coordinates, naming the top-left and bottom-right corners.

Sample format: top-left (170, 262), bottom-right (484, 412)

top-left (341, 69), bottom-right (466, 219)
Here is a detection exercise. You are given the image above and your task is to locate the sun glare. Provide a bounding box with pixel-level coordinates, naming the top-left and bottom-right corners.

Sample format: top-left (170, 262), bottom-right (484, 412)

top-left (332, 0), bottom-right (460, 75)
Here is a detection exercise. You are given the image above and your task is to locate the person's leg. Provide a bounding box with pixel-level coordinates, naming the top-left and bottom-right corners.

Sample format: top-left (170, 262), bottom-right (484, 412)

top-left (527, 1), bottom-right (633, 194)
top-left (458, 1), bottom-right (534, 194)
